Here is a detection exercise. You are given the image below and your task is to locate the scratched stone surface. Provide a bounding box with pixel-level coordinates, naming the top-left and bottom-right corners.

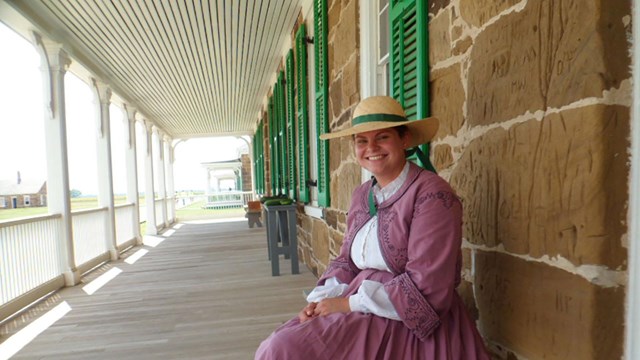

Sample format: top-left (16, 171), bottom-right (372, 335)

top-left (450, 105), bottom-right (629, 268)
top-left (467, 0), bottom-right (631, 126)
top-left (475, 251), bottom-right (624, 360)
top-left (428, 6), bottom-right (452, 65)
top-left (459, 0), bottom-right (523, 28)
top-left (431, 64), bottom-right (465, 139)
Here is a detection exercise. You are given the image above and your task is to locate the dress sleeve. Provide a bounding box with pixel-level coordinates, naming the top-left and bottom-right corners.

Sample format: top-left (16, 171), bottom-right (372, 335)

top-left (383, 189), bottom-right (463, 341)
top-left (348, 280), bottom-right (401, 320)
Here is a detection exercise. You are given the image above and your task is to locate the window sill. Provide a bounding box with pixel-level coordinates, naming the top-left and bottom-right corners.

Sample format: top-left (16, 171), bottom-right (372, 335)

top-left (303, 205), bottom-right (324, 219)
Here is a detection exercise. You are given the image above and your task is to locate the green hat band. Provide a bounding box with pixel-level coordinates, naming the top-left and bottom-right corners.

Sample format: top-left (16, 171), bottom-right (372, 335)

top-left (352, 114), bottom-right (407, 126)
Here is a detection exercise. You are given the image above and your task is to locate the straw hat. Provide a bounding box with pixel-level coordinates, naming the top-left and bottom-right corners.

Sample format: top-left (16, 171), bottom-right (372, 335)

top-left (319, 96), bottom-right (438, 149)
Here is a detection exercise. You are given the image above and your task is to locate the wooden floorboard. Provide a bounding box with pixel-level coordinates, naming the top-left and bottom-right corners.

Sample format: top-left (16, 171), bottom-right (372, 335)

top-left (1, 219), bottom-right (316, 359)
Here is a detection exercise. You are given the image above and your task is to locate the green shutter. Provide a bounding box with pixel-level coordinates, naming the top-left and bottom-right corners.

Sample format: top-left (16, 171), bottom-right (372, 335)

top-left (295, 24), bottom-right (310, 203)
top-left (314, 0), bottom-right (330, 207)
top-left (256, 122), bottom-right (265, 195)
top-left (276, 71), bottom-right (287, 195)
top-left (268, 97), bottom-right (277, 194)
top-left (389, 0), bottom-right (435, 172)
top-left (253, 132), bottom-right (258, 193)
top-left (285, 50), bottom-right (297, 200)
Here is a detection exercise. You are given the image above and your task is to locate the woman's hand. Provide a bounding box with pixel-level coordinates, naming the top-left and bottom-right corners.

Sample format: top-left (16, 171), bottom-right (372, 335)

top-left (298, 302), bottom-right (318, 323)
top-left (313, 298), bottom-right (350, 317)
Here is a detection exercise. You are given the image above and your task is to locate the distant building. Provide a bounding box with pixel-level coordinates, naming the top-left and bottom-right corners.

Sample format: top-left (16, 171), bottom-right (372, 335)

top-left (0, 173), bottom-right (47, 209)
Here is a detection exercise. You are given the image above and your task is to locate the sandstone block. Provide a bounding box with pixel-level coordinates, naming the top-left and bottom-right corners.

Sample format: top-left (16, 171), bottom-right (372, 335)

top-left (467, 0), bottom-right (631, 126)
top-left (329, 76), bottom-right (343, 119)
top-left (311, 218), bottom-right (331, 265)
top-left (328, 0), bottom-right (342, 35)
top-left (452, 36), bottom-right (472, 56)
top-left (432, 144), bottom-right (453, 171)
top-left (450, 105), bottom-right (629, 268)
top-left (475, 251), bottom-right (623, 360)
top-left (342, 56), bottom-right (359, 105)
top-left (330, 162), bottom-right (360, 212)
top-left (431, 64), bottom-right (464, 138)
top-left (428, 8), bottom-right (451, 65)
top-left (459, 0), bottom-right (522, 28)
top-left (429, 0), bottom-right (450, 16)
top-left (332, 0), bottom-right (357, 69)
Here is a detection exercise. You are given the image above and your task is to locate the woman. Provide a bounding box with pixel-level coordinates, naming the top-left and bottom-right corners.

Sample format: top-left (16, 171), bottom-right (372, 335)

top-left (255, 96), bottom-right (489, 359)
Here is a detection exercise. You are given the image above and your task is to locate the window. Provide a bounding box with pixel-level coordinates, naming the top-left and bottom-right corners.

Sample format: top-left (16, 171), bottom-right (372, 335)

top-left (253, 123), bottom-right (265, 195)
top-left (389, 0), bottom-right (435, 171)
top-left (378, 0), bottom-right (390, 95)
top-left (295, 23), bottom-right (311, 203)
top-left (0, 197), bottom-right (5, 208)
top-left (24, 195), bottom-right (31, 206)
top-left (285, 50), bottom-right (297, 200)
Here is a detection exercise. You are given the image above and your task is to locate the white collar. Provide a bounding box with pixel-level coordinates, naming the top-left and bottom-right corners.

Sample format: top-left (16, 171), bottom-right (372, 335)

top-left (373, 162), bottom-right (410, 203)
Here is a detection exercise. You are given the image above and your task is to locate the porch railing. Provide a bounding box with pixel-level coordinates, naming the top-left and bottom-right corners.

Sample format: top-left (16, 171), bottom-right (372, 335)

top-left (0, 215), bottom-right (65, 321)
top-left (155, 198), bottom-right (166, 228)
top-left (71, 208), bottom-right (109, 273)
top-left (0, 215), bottom-right (64, 309)
top-left (202, 191), bottom-right (256, 209)
top-left (0, 202), bottom-right (147, 322)
top-left (115, 203), bottom-right (136, 247)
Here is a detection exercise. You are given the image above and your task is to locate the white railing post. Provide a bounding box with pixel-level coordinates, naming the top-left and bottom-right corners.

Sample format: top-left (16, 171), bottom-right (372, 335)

top-left (144, 121), bottom-right (157, 235)
top-left (91, 79), bottom-right (118, 261)
top-left (158, 134), bottom-right (168, 227)
top-left (33, 32), bottom-right (80, 286)
top-left (123, 104), bottom-right (142, 244)
top-left (166, 137), bottom-right (176, 224)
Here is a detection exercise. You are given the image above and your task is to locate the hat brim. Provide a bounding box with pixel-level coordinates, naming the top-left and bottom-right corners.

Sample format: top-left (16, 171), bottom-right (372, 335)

top-left (319, 116), bottom-right (439, 149)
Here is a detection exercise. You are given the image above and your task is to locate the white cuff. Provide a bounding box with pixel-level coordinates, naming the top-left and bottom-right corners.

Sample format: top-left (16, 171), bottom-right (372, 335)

top-left (306, 277), bottom-right (348, 303)
top-left (349, 280), bottom-right (401, 320)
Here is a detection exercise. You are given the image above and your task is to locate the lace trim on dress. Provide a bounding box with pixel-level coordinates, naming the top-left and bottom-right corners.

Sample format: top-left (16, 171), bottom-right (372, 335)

top-left (385, 273), bottom-right (441, 341)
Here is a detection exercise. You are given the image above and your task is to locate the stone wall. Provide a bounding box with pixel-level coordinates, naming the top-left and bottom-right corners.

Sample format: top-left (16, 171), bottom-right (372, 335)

top-left (292, 0), bottom-right (631, 358)
top-left (297, 0), bottom-right (361, 277)
top-left (429, 0), bottom-right (631, 359)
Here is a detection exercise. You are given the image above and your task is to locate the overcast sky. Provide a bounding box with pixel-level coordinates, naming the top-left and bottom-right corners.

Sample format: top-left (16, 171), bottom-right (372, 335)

top-left (0, 22), bottom-right (245, 195)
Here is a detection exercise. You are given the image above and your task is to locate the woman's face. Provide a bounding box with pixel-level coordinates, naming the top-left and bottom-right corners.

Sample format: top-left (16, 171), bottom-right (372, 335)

top-left (354, 128), bottom-right (409, 186)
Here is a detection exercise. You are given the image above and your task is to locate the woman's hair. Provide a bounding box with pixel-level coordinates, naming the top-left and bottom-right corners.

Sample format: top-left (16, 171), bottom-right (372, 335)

top-left (393, 125), bottom-right (409, 138)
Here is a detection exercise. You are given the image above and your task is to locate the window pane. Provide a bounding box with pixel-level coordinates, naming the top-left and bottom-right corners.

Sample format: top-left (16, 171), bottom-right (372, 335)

top-left (378, 2), bottom-right (389, 61)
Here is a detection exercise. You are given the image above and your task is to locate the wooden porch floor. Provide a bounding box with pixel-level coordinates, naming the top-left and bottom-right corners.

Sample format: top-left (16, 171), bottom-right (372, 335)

top-left (1, 219), bottom-right (316, 359)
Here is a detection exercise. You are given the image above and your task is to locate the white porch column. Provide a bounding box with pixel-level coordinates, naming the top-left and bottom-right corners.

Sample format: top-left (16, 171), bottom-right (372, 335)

top-left (32, 33), bottom-right (79, 286)
top-left (156, 131), bottom-right (167, 228)
top-left (206, 170), bottom-right (211, 195)
top-left (91, 79), bottom-right (118, 261)
top-left (143, 121), bottom-right (157, 235)
top-left (165, 137), bottom-right (176, 224)
top-left (123, 104), bottom-right (142, 244)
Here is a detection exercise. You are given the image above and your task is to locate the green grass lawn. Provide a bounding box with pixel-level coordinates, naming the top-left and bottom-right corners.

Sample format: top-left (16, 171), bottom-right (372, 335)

top-left (0, 195), bottom-right (133, 221)
top-left (175, 200), bottom-right (245, 221)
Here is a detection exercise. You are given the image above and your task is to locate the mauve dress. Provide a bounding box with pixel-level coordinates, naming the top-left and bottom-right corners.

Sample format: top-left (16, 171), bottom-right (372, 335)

top-left (256, 163), bottom-right (489, 359)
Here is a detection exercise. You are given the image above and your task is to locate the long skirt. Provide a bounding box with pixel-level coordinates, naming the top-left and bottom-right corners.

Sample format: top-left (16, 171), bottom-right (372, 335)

top-left (255, 272), bottom-right (489, 359)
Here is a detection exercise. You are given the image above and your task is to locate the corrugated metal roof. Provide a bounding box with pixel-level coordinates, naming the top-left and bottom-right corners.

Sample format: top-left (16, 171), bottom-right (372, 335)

top-left (2, 0), bottom-right (306, 139)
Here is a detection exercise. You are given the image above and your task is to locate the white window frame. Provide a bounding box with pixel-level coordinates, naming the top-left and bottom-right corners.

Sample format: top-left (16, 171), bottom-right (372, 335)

top-left (625, 5), bottom-right (640, 358)
top-left (302, 0), bottom-right (324, 218)
top-left (0, 197), bottom-right (5, 208)
top-left (24, 195), bottom-right (31, 206)
top-left (359, 0), bottom-right (391, 183)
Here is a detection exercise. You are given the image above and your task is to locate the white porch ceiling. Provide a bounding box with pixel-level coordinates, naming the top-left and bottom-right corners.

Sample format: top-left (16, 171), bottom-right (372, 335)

top-left (2, 0), bottom-right (306, 139)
